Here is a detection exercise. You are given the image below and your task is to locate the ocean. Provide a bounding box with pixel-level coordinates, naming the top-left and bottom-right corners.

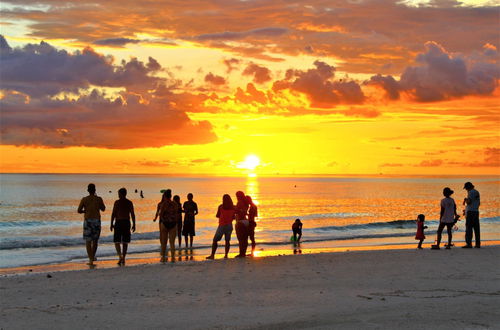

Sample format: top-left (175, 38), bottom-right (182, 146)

top-left (1, 174), bottom-right (499, 269)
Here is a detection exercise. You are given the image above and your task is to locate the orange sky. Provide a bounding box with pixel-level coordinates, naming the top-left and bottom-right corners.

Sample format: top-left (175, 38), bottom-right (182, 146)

top-left (0, 0), bottom-right (499, 175)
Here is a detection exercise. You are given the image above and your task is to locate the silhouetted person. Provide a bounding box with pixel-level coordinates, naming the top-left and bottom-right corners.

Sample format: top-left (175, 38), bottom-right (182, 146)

top-left (292, 218), bottom-right (303, 242)
top-left (235, 191), bottom-right (250, 258)
top-left (140, 190), bottom-right (144, 198)
top-left (77, 183), bottom-right (105, 266)
top-left (246, 195), bottom-right (258, 252)
top-left (111, 188), bottom-right (135, 265)
top-left (463, 182), bottom-right (481, 248)
top-left (415, 214), bottom-right (427, 249)
top-left (154, 189), bottom-right (178, 262)
top-left (182, 193), bottom-right (198, 248)
top-left (432, 187), bottom-right (458, 250)
top-left (173, 195), bottom-right (183, 249)
top-left (207, 194), bottom-right (235, 259)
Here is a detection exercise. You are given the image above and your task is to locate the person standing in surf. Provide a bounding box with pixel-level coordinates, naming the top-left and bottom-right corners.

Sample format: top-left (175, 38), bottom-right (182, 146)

top-left (234, 191), bottom-right (250, 258)
top-left (207, 194), bottom-right (236, 259)
top-left (173, 195), bottom-right (183, 249)
top-left (78, 183), bottom-right (106, 266)
top-left (110, 188), bottom-right (136, 265)
top-left (246, 195), bottom-right (258, 253)
top-left (182, 193), bottom-right (198, 248)
top-left (154, 189), bottom-right (178, 262)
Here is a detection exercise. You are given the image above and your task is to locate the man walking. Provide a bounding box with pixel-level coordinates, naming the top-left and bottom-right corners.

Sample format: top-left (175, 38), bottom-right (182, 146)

top-left (462, 182), bottom-right (480, 248)
top-left (78, 183), bottom-right (106, 265)
top-left (111, 188), bottom-right (136, 265)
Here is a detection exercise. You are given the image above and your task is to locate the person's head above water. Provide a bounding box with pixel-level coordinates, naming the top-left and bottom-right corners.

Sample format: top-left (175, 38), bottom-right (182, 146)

top-left (443, 187), bottom-right (454, 197)
top-left (118, 187), bottom-right (127, 198)
top-left (87, 183), bottom-right (96, 194)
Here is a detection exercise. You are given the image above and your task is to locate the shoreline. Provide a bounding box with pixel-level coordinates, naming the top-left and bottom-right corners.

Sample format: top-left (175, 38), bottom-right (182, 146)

top-left (3, 240), bottom-right (500, 276)
top-left (1, 246), bottom-right (499, 329)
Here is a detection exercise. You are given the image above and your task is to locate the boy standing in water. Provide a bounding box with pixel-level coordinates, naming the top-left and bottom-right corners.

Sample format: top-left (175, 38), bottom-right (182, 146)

top-left (292, 218), bottom-right (303, 242)
top-left (182, 193), bottom-right (198, 248)
top-left (78, 183), bottom-right (106, 266)
top-left (111, 188), bottom-right (136, 265)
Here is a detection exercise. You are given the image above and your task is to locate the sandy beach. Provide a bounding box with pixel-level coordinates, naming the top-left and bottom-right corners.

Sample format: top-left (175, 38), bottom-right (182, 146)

top-left (1, 247), bottom-right (499, 329)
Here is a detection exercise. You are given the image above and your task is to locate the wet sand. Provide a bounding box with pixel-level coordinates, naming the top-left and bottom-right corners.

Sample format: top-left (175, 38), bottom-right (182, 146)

top-left (1, 246), bottom-right (499, 329)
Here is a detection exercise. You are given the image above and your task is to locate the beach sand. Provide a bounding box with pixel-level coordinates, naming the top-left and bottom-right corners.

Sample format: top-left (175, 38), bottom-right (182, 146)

top-left (1, 247), bottom-right (499, 329)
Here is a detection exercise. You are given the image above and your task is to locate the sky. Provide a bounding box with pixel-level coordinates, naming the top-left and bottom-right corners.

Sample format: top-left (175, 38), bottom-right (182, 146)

top-left (0, 0), bottom-right (499, 175)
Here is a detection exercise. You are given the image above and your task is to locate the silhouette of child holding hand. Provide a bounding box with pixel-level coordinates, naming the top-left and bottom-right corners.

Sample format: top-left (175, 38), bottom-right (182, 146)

top-left (415, 214), bottom-right (427, 249)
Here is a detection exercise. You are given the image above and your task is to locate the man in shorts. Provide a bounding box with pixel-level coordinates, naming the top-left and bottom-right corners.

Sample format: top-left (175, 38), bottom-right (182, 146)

top-left (78, 183), bottom-right (106, 266)
top-left (463, 182), bottom-right (481, 248)
top-left (111, 188), bottom-right (136, 265)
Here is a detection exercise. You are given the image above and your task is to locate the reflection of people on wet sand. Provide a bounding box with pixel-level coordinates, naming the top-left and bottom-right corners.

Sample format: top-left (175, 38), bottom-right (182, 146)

top-left (292, 218), bottom-right (303, 242)
top-left (415, 214), bottom-right (427, 249)
top-left (463, 182), bottom-right (481, 248)
top-left (432, 187), bottom-right (458, 250)
top-left (246, 195), bottom-right (258, 252)
top-left (207, 194), bottom-right (235, 259)
top-left (110, 188), bottom-right (136, 265)
top-left (182, 193), bottom-right (198, 248)
top-left (77, 183), bottom-right (106, 266)
top-left (173, 195), bottom-right (183, 249)
top-left (235, 191), bottom-right (250, 258)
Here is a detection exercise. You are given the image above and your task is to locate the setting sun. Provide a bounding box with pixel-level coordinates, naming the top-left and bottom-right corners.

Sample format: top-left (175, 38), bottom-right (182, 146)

top-left (238, 155), bottom-right (261, 171)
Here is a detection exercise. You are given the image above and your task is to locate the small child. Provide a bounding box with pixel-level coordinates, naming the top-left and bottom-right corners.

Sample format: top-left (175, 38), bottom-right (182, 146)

top-left (415, 214), bottom-right (427, 249)
top-left (292, 218), bottom-right (303, 242)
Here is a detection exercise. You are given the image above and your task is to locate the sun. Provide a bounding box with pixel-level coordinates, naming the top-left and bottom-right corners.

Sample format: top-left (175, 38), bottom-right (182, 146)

top-left (238, 154), bottom-right (261, 171)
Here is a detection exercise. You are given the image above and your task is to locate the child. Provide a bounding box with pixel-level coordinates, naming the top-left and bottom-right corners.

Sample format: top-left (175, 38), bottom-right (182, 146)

top-left (110, 188), bottom-right (136, 265)
top-left (292, 218), bottom-right (303, 242)
top-left (415, 214), bottom-right (427, 249)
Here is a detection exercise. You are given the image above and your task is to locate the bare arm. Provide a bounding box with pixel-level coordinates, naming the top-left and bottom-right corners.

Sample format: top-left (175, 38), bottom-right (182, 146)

top-left (99, 197), bottom-right (106, 212)
top-left (440, 206), bottom-right (444, 221)
top-left (77, 199), bottom-right (85, 214)
top-left (131, 202), bottom-right (136, 232)
top-left (110, 202), bottom-right (117, 231)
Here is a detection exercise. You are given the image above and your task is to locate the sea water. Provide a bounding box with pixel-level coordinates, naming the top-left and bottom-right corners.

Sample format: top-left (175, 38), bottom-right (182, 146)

top-left (0, 174), bottom-right (499, 268)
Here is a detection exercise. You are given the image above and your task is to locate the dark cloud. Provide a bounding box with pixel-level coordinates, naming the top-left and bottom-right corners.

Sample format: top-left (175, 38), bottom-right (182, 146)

top-left (194, 27), bottom-right (288, 41)
top-left (368, 42), bottom-right (500, 102)
top-left (204, 72), bottom-right (226, 85)
top-left (273, 60), bottom-right (365, 107)
top-left (0, 38), bottom-right (217, 149)
top-left (94, 38), bottom-right (141, 46)
top-left (242, 63), bottom-right (272, 84)
top-left (223, 58), bottom-right (241, 73)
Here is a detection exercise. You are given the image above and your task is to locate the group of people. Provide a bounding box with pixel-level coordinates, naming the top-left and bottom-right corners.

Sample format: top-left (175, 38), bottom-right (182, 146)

top-left (415, 181), bottom-right (481, 250)
top-left (77, 184), bottom-right (260, 265)
top-left (153, 189), bottom-right (199, 262)
top-left (206, 191), bottom-right (258, 259)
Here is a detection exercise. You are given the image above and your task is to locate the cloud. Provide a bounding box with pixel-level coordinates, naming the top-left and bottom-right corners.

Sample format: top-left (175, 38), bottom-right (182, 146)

top-left (242, 63), bottom-right (272, 84)
top-left (204, 72), bottom-right (226, 85)
top-left (94, 38), bottom-right (141, 46)
top-left (193, 27), bottom-right (288, 41)
top-left (416, 159), bottom-right (444, 167)
top-left (0, 37), bottom-right (217, 149)
top-left (368, 42), bottom-right (500, 102)
top-left (272, 60), bottom-right (365, 107)
top-left (223, 58), bottom-right (241, 73)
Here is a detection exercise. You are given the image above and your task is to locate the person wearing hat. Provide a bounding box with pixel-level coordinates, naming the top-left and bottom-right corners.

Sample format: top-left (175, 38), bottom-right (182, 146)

top-left (463, 182), bottom-right (481, 248)
top-left (432, 187), bottom-right (458, 250)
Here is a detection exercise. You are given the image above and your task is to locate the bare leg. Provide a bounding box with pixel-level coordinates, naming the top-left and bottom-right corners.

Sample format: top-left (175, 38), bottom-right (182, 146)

top-left (446, 225), bottom-right (452, 248)
top-left (207, 240), bottom-right (217, 259)
top-left (86, 241), bottom-right (94, 265)
top-left (92, 240), bottom-right (98, 261)
top-left (177, 228), bottom-right (182, 249)
top-left (190, 235), bottom-right (194, 248)
top-left (114, 243), bottom-right (122, 264)
top-left (298, 233), bottom-right (302, 242)
top-left (160, 224), bottom-right (167, 262)
top-left (224, 239), bottom-right (230, 258)
top-left (436, 223), bottom-right (445, 247)
top-left (418, 239), bottom-right (423, 249)
top-left (122, 243), bottom-right (128, 263)
top-left (168, 227), bottom-right (176, 261)
top-left (184, 236), bottom-right (188, 248)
